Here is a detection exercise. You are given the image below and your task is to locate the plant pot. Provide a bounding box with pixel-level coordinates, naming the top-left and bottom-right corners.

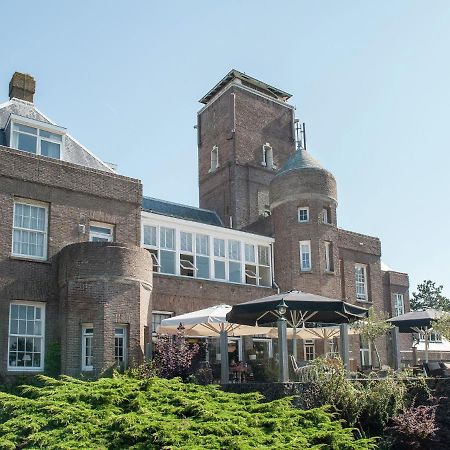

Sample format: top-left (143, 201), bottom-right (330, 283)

top-left (249, 354), bottom-right (257, 361)
top-left (216, 353), bottom-right (221, 361)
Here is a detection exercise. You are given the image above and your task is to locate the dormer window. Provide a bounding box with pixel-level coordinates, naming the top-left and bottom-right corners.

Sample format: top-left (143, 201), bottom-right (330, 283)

top-left (8, 114), bottom-right (65, 160)
top-left (209, 146), bottom-right (219, 172)
top-left (261, 143), bottom-right (275, 169)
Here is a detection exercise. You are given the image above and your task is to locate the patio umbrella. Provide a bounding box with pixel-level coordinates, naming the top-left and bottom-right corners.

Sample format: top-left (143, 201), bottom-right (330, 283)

top-left (227, 290), bottom-right (369, 381)
top-left (157, 304), bottom-right (274, 384)
top-left (388, 309), bottom-right (443, 363)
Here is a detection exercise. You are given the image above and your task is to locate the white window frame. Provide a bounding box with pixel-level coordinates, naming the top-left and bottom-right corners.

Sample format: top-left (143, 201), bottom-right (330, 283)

top-left (9, 114), bottom-right (65, 159)
top-left (393, 293), bottom-right (405, 316)
top-left (298, 207), bottom-right (309, 223)
top-left (253, 338), bottom-right (273, 359)
top-left (89, 222), bottom-right (114, 242)
top-left (261, 143), bottom-right (275, 169)
top-left (209, 146), bottom-right (219, 172)
top-left (355, 264), bottom-right (368, 301)
top-left (81, 324), bottom-right (94, 371)
top-left (299, 240), bottom-right (312, 271)
top-left (322, 207), bottom-right (331, 225)
top-left (12, 199), bottom-right (48, 261)
top-left (359, 335), bottom-right (372, 367)
top-left (8, 301), bottom-right (45, 372)
top-left (304, 339), bottom-right (315, 361)
top-left (140, 215), bottom-right (274, 286)
top-left (324, 241), bottom-right (333, 272)
top-left (114, 325), bottom-right (128, 368)
top-left (152, 310), bottom-right (174, 334)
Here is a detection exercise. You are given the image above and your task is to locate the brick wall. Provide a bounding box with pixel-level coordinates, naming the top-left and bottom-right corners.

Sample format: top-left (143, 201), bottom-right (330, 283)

top-left (0, 146), bottom-right (144, 379)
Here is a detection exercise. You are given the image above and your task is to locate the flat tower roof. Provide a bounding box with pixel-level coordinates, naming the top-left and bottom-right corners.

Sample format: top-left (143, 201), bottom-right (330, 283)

top-left (199, 69), bottom-right (292, 104)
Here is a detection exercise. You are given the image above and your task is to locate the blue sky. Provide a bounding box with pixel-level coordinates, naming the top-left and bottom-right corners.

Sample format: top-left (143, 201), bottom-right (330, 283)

top-left (1, 1), bottom-right (449, 296)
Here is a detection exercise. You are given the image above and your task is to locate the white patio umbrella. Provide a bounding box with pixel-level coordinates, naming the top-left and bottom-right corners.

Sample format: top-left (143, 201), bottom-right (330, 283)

top-left (156, 304), bottom-right (274, 383)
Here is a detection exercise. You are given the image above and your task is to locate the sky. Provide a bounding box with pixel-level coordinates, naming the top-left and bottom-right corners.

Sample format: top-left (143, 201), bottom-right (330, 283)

top-left (1, 1), bottom-right (449, 296)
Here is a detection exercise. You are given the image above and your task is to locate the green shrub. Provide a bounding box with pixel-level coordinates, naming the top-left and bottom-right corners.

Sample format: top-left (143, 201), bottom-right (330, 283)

top-left (301, 358), bottom-right (430, 436)
top-left (0, 374), bottom-right (376, 449)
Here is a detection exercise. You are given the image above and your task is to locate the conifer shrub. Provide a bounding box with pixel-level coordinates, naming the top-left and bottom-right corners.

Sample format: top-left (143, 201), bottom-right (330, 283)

top-left (0, 374), bottom-right (377, 449)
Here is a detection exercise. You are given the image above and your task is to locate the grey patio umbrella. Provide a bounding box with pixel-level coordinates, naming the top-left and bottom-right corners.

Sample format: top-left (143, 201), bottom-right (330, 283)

top-left (226, 290), bottom-right (369, 326)
top-left (388, 309), bottom-right (443, 363)
top-left (226, 290), bottom-right (369, 381)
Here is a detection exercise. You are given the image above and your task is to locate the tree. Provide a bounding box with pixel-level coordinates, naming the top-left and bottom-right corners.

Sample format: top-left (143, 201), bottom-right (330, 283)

top-left (353, 307), bottom-right (393, 368)
top-left (153, 326), bottom-right (200, 380)
top-left (433, 313), bottom-right (450, 341)
top-left (411, 280), bottom-right (450, 311)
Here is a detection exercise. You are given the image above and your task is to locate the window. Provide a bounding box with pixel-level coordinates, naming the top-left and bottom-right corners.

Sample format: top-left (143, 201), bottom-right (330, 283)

top-left (262, 143), bottom-right (274, 169)
top-left (89, 222), bottom-right (114, 242)
top-left (304, 339), bottom-right (315, 361)
top-left (12, 122), bottom-right (63, 159)
top-left (298, 207), bottom-right (309, 223)
top-left (324, 241), bottom-right (333, 272)
top-left (322, 207), bottom-right (332, 224)
top-left (12, 200), bottom-right (48, 260)
top-left (253, 338), bottom-right (273, 359)
top-left (228, 240), bottom-right (242, 283)
top-left (258, 245), bottom-right (271, 287)
top-left (299, 240), bottom-right (311, 271)
top-left (160, 227), bottom-right (176, 274)
top-left (359, 336), bottom-right (371, 367)
top-left (196, 234), bottom-right (210, 279)
top-left (143, 225), bottom-right (157, 247)
top-left (213, 238), bottom-right (226, 280)
top-left (393, 293), bottom-right (404, 316)
top-left (82, 324), bottom-right (94, 371)
top-left (180, 231), bottom-right (195, 276)
top-left (210, 146), bottom-right (219, 172)
top-left (419, 331), bottom-right (442, 343)
top-left (152, 311), bottom-right (173, 334)
top-left (244, 243), bottom-right (258, 285)
top-left (8, 302), bottom-right (45, 371)
top-left (114, 326), bottom-right (128, 369)
top-left (355, 264), bottom-right (368, 301)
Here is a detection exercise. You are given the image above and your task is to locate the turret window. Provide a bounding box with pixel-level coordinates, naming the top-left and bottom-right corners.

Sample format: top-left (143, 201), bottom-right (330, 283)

top-left (324, 241), bottom-right (334, 272)
top-left (209, 146), bottom-right (219, 172)
top-left (298, 207), bottom-right (309, 223)
top-left (261, 143), bottom-right (275, 169)
top-left (355, 264), bottom-right (368, 301)
top-left (322, 207), bottom-right (332, 224)
top-left (299, 240), bottom-right (311, 271)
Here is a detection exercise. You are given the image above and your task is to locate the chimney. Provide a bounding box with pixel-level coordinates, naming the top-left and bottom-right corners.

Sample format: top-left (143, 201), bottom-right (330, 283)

top-left (9, 72), bottom-right (36, 103)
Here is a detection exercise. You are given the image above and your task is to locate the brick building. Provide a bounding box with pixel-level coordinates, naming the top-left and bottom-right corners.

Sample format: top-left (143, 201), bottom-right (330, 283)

top-left (0, 70), bottom-right (422, 381)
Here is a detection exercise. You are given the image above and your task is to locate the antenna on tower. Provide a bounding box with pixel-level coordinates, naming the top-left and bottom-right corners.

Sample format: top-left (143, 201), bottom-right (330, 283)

top-left (294, 120), bottom-right (307, 151)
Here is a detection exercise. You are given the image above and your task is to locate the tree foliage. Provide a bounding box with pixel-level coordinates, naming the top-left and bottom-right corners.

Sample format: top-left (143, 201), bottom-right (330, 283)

top-left (411, 280), bottom-right (450, 312)
top-left (0, 374), bottom-right (377, 449)
top-left (152, 327), bottom-right (200, 381)
top-left (352, 307), bottom-right (393, 368)
top-left (433, 313), bottom-right (450, 341)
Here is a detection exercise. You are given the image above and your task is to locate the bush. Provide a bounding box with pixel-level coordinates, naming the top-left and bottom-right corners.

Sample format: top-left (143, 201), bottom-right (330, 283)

top-left (384, 401), bottom-right (438, 449)
top-left (0, 374), bottom-right (377, 449)
top-left (301, 358), bottom-right (430, 436)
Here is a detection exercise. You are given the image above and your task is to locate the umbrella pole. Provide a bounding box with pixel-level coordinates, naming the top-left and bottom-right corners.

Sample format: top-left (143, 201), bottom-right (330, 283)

top-left (339, 324), bottom-right (349, 371)
top-left (220, 329), bottom-right (229, 384)
top-left (278, 315), bottom-right (289, 382)
top-left (292, 325), bottom-right (297, 362)
top-left (424, 327), bottom-right (429, 364)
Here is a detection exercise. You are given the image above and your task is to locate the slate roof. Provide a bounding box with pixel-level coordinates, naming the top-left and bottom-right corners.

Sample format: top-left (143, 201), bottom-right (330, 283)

top-left (279, 148), bottom-right (326, 174)
top-left (142, 196), bottom-right (224, 227)
top-left (0, 99), bottom-right (114, 172)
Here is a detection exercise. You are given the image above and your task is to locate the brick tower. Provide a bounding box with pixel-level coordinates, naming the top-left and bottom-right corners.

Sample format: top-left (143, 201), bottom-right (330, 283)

top-left (197, 70), bottom-right (296, 229)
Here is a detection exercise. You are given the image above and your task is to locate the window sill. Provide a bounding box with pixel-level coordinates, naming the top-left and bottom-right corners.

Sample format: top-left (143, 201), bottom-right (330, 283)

top-left (208, 166), bottom-right (219, 174)
top-left (325, 270), bottom-right (335, 275)
top-left (9, 254), bottom-right (50, 264)
top-left (300, 269), bottom-right (312, 273)
top-left (356, 298), bottom-right (372, 304)
top-left (8, 367), bottom-right (44, 373)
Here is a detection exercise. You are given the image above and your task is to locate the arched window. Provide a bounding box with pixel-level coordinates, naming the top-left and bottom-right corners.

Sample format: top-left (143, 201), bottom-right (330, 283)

top-left (210, 146), bottom-right (219, 172)
top-left (262, 143), bottom-right (274, 169)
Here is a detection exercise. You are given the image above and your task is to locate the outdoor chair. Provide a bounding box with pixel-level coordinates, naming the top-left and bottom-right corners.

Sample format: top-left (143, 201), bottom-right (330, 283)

top-left (423, 361), bottom-right (449, 378)
top-left (290, 355), bottom-right (318, 382)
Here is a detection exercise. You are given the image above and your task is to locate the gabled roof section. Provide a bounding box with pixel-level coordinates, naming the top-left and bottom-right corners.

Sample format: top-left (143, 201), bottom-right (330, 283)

top-left (199, 69), bottom-right (292, 105)
top-left (0, 98), bottom-right (114, 173)
top-left (142, 196), bottom-right (224, 227)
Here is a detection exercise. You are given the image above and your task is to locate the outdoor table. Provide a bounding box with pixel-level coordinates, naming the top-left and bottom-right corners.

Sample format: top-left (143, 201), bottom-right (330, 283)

top-left (230, 363), bottom-right (248, 383)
